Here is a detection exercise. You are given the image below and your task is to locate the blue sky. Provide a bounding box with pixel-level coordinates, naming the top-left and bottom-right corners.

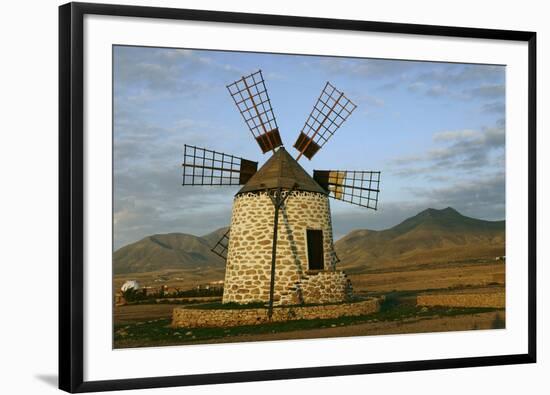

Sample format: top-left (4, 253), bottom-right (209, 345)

top-left (113, 46), bottom-right (505, 249)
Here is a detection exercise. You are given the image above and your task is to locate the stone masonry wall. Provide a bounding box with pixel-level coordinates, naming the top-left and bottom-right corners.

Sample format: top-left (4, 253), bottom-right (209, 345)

top-left (299, 271), bottom-right (352, 304)
top-left (222, 191), bottom-right (339, 305)
top-left (172, 298), bottom-right (380, 328)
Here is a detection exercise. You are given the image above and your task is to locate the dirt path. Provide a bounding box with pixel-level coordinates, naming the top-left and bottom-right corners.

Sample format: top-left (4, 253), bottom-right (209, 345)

top-left (192, 311), bottom-right (505, 345)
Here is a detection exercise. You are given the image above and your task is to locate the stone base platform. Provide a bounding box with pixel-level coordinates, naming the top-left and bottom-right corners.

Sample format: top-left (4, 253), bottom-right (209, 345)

top-left (172, 298), bottom-right (381, 329)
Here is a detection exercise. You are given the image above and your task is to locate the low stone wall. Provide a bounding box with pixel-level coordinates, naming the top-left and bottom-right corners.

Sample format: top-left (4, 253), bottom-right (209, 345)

top-left (417, 293), bottom-right (505, 308)
top-left (172, 298), bottom-right (380, 328)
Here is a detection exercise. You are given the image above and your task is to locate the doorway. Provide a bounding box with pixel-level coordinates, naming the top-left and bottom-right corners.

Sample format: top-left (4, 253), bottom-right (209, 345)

top-left (306, 229), bottom-right (324, 270)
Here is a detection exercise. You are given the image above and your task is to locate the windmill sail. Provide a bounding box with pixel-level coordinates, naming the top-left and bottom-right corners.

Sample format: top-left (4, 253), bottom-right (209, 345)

top-left (211, 228), bottom-right (230, 260)
top-left (294, 82), bottom-right (357, 161)
top-left (227, 70), bottom-right (282, 153)
top-left (182, 145), bottom-right (258, 186)
top-left (313, 170), bottom-right (380, 209)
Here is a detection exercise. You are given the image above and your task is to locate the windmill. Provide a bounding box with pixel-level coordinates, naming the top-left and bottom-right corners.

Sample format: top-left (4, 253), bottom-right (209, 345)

top-left (181, 70), bottom-right (380, 317)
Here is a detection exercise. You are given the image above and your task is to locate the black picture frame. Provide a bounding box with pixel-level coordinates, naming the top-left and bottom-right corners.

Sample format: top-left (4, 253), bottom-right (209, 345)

top-left (59, 2), bottom-right (537, 392)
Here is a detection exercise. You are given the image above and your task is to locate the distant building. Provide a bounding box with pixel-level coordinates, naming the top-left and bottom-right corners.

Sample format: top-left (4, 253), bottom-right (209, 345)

top-left (121, 280), bottom-right (139, 292)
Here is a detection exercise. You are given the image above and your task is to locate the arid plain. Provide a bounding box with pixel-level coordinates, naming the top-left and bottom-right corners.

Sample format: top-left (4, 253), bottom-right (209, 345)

top-left (113, 207), bottom-right (505, 348)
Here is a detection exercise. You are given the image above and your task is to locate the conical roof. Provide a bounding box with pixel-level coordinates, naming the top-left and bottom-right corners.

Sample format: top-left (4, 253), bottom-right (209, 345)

top-left (237, 147), bottom-right (327, 195)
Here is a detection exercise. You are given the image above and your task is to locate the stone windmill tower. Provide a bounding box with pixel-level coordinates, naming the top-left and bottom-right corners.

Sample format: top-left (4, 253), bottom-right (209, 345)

top-left (181, 70), bottom-right (381, 316)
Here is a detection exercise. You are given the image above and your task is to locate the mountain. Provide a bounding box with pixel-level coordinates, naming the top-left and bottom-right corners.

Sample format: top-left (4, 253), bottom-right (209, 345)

top-left (113, 230), bottom-right (227, 274)
top-left (114, 208), bottom-right (504, 274)
top-left (335, 207), bottom-right (505, 272)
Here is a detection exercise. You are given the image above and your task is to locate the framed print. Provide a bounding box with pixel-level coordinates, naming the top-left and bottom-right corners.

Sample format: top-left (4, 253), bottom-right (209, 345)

top-left (59, 2), bottom-right (537, 392)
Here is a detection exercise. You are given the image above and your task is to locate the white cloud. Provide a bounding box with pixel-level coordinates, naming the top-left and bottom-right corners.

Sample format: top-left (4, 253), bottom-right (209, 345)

top-left (433, 129), bottom-right (477, 142)
top-left (390, 120), bottom-right (505, 174)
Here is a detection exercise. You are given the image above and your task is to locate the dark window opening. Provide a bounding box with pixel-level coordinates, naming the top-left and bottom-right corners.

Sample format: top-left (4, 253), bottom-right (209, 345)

top-left (307, 229), bottom-right (324, 271)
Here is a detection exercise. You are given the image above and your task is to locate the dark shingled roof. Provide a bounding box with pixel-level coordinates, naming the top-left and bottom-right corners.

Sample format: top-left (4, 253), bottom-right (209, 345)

top-left (237, 147), bottom-right (327, 195)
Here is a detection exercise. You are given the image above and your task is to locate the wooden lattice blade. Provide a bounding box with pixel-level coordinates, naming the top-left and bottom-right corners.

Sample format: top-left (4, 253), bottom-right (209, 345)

top-left (226, 70), bottom-right (283, 154)
top-left (210, 228), bottom-right (230, 260)
top-left (294, 82), bottom-right (357, 161)
top-left (313, 170), bottom-right (381, 210)
top-left (182, 145), bottom-right (258, 186)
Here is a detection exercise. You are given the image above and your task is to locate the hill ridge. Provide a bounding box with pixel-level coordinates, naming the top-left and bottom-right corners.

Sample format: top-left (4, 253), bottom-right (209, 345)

top-left (335, 207), bottom-right (504, 272)
top-left (113, 230), bottom-right (227, 274)
top-left (113, 208), bottom-right (504, 274)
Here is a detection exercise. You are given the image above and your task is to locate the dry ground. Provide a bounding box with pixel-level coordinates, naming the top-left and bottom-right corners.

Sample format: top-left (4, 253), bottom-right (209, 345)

top-left (114, 261), bottom-right (504, 297)
top-left (113, 260), bottom-right (506, 346)
top-left (113, 268), bottom-right (224, 294)
top-left (196, 311), bottom-right (505, 345)
top-left (349, 262), bottom-right (504, 294)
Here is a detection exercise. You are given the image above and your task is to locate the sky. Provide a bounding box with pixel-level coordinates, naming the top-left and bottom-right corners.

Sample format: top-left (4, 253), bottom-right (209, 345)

top-left (113, 45), bottom-right (505, 250)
